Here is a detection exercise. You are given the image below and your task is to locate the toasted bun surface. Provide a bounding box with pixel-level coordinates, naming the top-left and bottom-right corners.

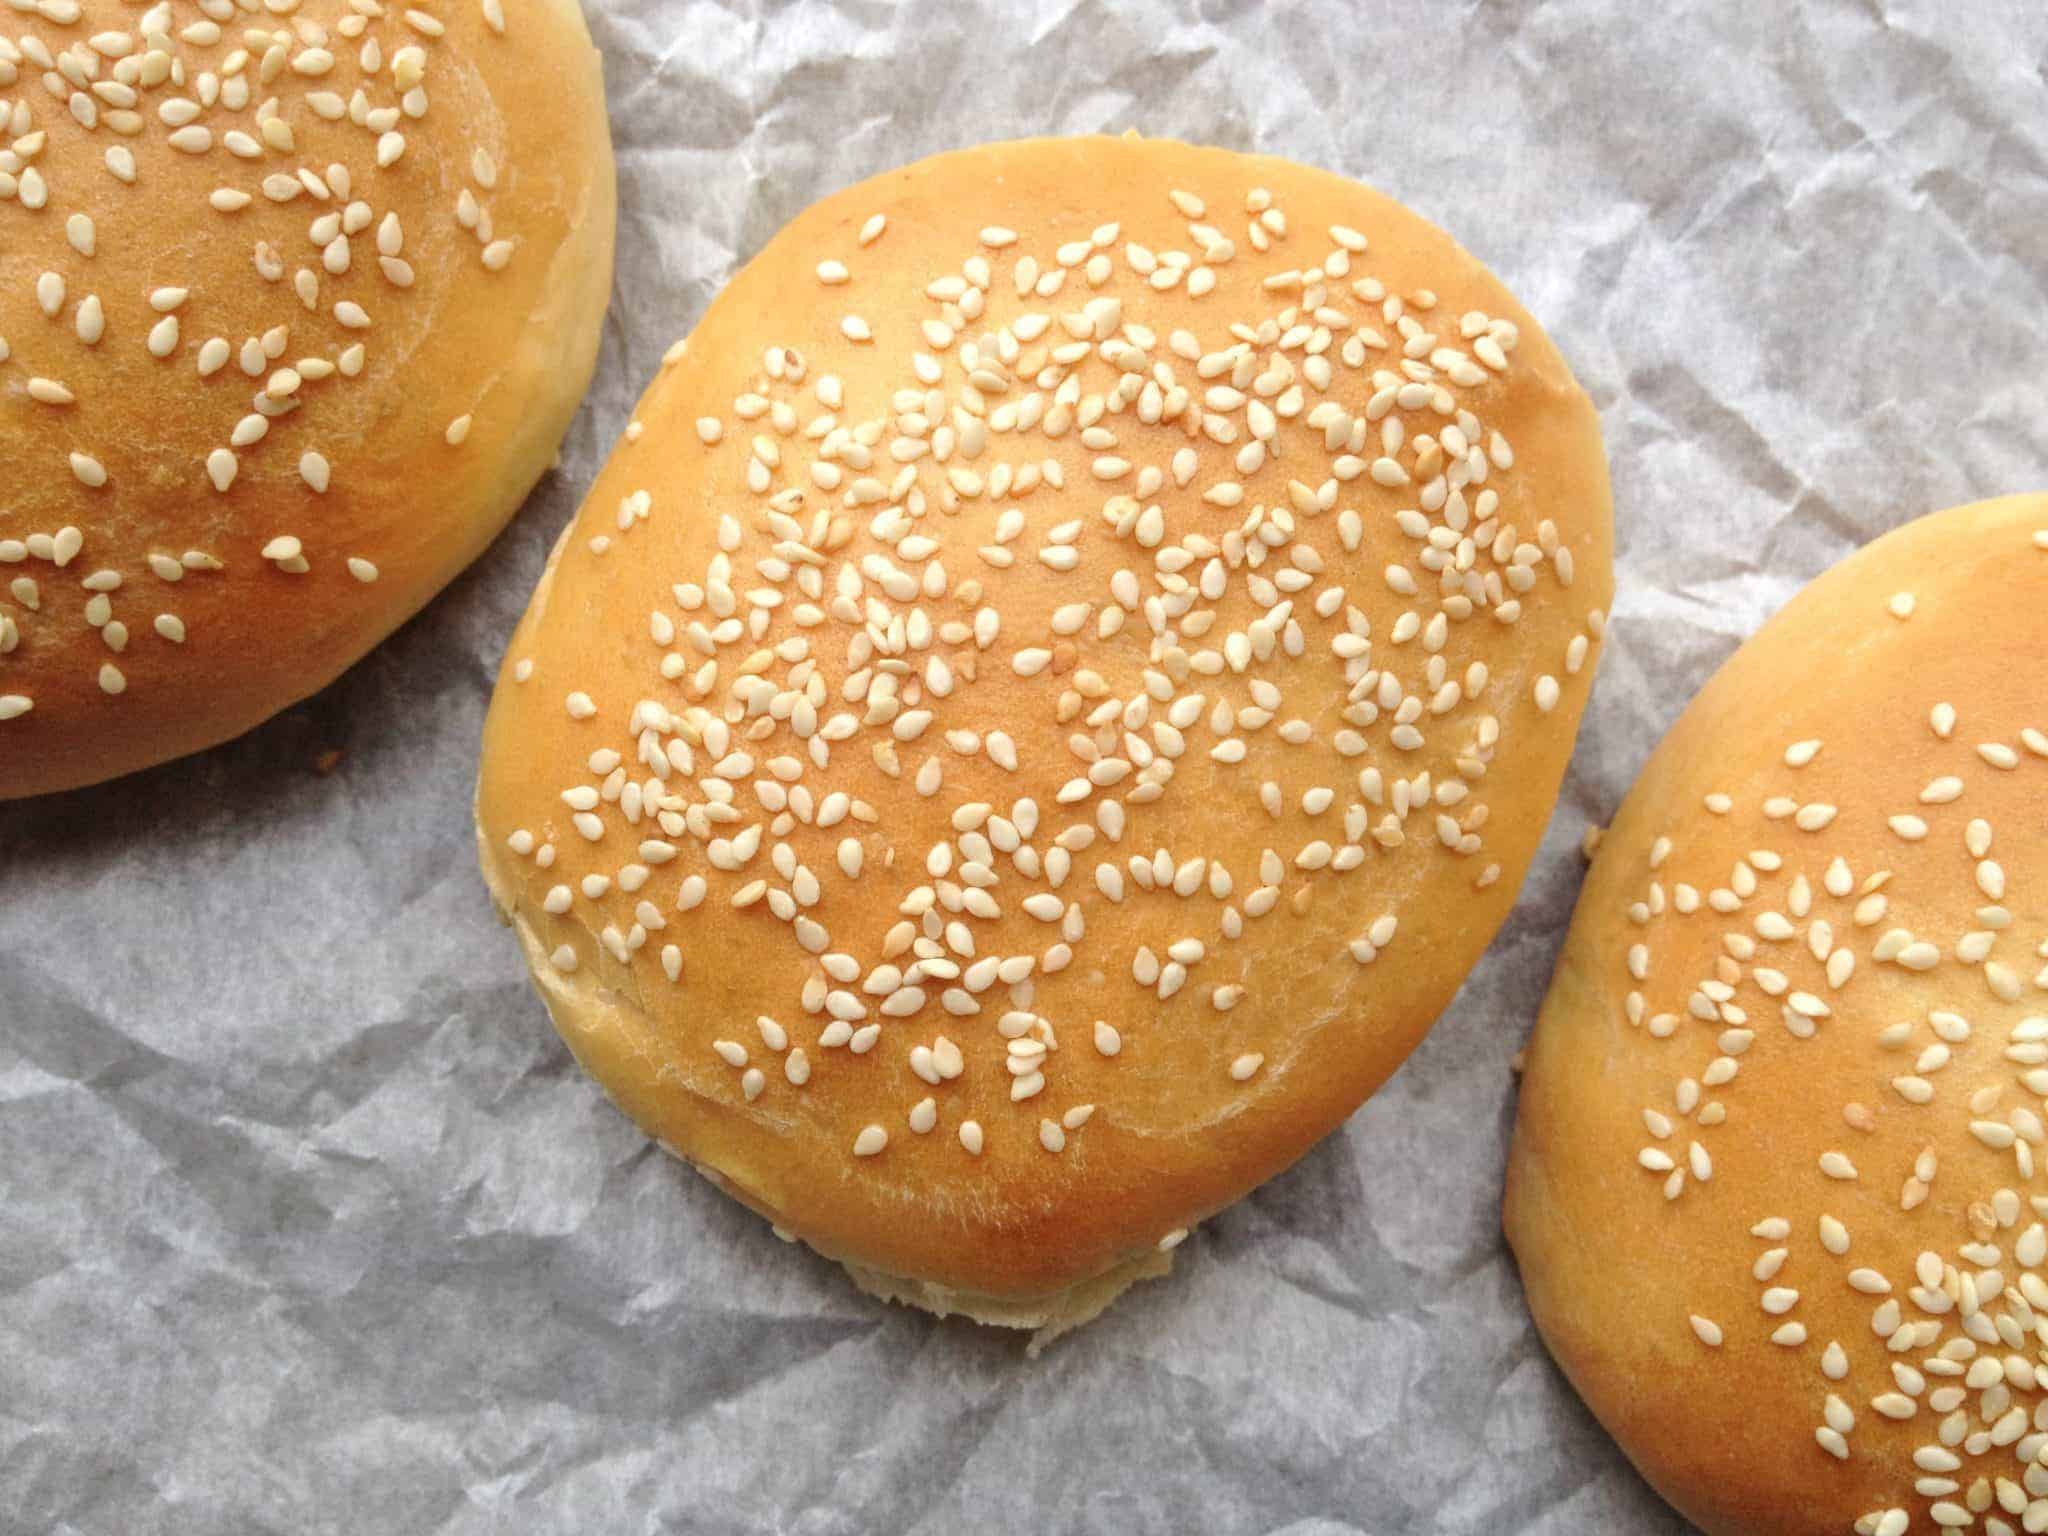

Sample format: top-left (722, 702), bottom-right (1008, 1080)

top-left (0, 0), bottom-right (615, 798)
top-left (478, 135), bottom-right (1612, 1327)
top-left (1506, 496), bottom-right (2048, 1535)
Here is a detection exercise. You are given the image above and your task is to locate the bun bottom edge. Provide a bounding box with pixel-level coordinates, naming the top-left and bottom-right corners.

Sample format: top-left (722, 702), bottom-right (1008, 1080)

top-left (478, 819), bottom-right (1176, 1347)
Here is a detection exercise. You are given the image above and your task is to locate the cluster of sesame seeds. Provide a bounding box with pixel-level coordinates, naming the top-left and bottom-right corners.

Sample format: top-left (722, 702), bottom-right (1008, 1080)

top-left (1609, 582), bottom-right (2048, 1532)
top-left (0, 524), bottom-right (219, 702)
top-left (2, 0), bottom-right (516, 723)
top-left (502, 164), bottom-right (1602, 1250)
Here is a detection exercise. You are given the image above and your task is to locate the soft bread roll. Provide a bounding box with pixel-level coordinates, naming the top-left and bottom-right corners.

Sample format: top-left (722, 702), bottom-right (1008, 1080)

top-left (0, 0), bottom-right (615, 798)
top-left (1506, 496), bottom-right (2048, 1534)
top-left (477, 135), bottom-right (1613, 1336)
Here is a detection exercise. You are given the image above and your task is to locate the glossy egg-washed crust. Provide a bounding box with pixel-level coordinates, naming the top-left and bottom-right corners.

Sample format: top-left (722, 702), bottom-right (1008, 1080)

top-left (478, 136), bottom-right (1613, 1326)
top-left (1508, 496), bottom-right (2048, 1535)
top-left (0, 0), bottom-right (615, 798)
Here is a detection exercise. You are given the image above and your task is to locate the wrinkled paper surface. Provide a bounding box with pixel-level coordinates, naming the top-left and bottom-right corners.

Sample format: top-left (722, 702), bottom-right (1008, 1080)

top-left (6, 3), bottom-right (2047, 1531)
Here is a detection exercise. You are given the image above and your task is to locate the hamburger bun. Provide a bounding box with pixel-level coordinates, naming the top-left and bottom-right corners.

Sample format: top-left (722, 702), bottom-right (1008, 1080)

top-left (477, 134), bottom-right (1613, 1338)
top-left (0, 0), bottom-right (615, 798)
top-left (1507, 494), bottom-right (2048, 1534)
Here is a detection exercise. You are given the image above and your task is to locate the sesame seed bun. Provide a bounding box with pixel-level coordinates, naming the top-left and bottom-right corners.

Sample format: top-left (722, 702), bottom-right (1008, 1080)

top-left (1505, 495), bottom-right (2048, 1535)
top-left (477, 135), bottom-right (1612, 1337)
top-left (0, 0), bottom-right (615, 798)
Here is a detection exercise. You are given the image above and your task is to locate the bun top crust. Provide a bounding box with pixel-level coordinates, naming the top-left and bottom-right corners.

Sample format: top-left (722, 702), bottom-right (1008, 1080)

top-left (0, 0), bottom-right (615, 797)
top-left (1507, 496), bottom-right (2048, 1535)
top-left (478, 135), bottom-right (1612, 1303)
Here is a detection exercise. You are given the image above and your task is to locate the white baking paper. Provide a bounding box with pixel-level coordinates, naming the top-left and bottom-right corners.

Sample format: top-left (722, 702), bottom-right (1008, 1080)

top-left (5, 2), bottom-right (2046, 1531)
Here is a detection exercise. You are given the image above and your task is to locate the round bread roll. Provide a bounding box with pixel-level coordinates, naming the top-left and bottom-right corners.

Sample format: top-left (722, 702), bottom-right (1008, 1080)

top-left (477, 135), bottom-right (1612, 1338)
top-left (1507, 496), bottom-right (2048, 1535)
top-left (0, 0), bottom-right (614, 799)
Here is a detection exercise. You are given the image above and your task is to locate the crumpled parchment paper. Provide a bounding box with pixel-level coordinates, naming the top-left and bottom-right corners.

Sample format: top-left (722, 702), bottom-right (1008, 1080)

top-left (5, 2), bottom-right (2046, 1532)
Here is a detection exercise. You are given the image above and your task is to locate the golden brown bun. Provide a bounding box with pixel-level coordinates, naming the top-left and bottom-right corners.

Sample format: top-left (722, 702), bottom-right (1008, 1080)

top-left (1506, 495), bottom-right (2048, 1536)
top-left (477, 135), bottom-right (1613, 1329)
top-left (0, 0), bottom-right (615, 798)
